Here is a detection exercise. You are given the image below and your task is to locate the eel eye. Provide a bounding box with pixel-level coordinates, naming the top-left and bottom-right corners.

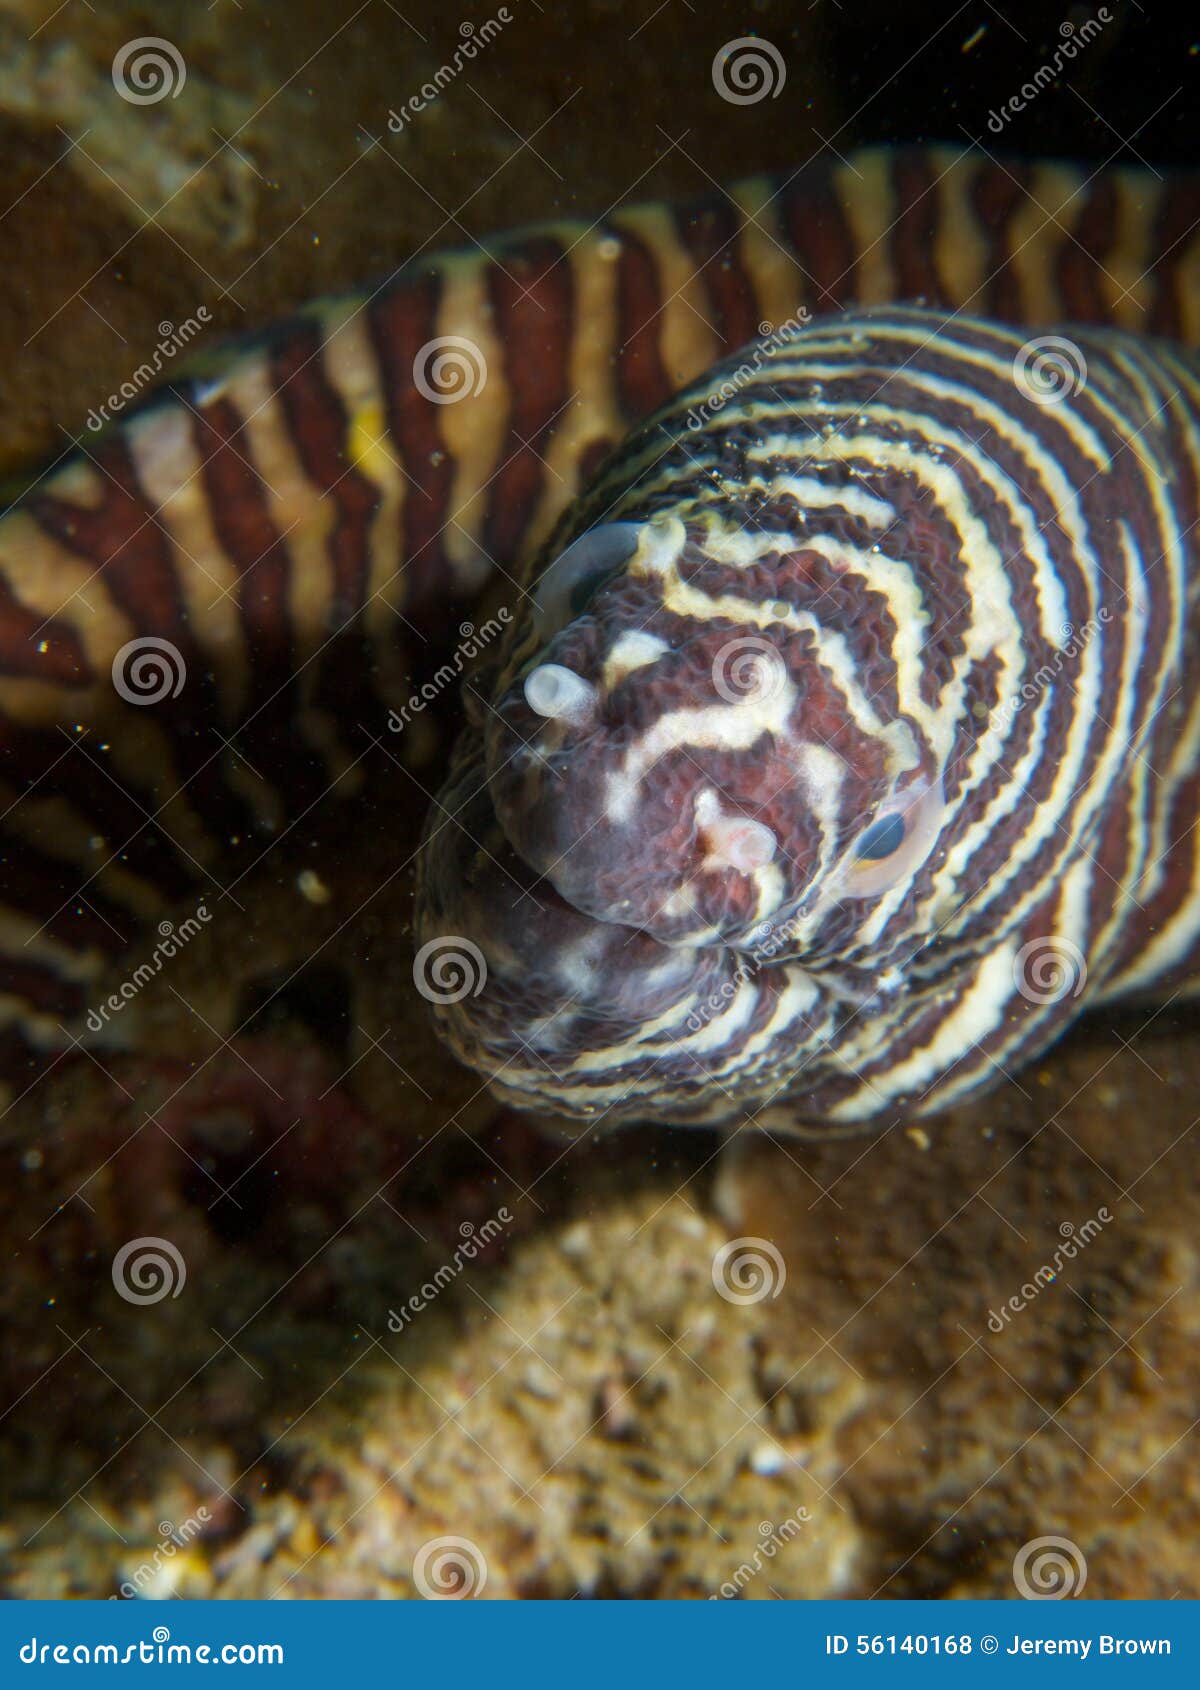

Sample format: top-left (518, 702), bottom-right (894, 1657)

top-left (837, 774), bottom-right (946, 900)
top-left (532, 522), bottom-right (642, 640)
top-left (855, 812), bottom-right (906, 861)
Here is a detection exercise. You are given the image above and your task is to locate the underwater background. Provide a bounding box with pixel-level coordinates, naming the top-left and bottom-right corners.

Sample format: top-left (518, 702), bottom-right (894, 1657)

top-left (0, 0), bottom-right (1198, 1599)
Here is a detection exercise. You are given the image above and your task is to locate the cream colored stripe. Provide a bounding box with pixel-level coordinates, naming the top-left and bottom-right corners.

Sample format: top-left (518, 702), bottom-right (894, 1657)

top-left (0, 508), bottom-right (131, 731)
top-left (1110, 169), bottom-right (1164, 331)
top-left (936, 154), bottom-right (991, 310)
top-left (836, 149), bottom-right (894, 307)
top-left (731, 364), bottom-right (1146, 949)
top-left (435, 253), bottom-right (511, 587)
top-left (126, 405), bottom-right (245, 722)
top-left (0, 500), bottom-right (216, 864)
top-left (610, 203), bottom-right (721, 390)
top-left (1, 789), bottom-right (167, 923)
top-left (1100, 687), bottom-right (1200, 995)
top-left (221, 356), bottom-right (336, 660)
top-left (525, 229), bottom-right (627, 558)
top-left (758, 323), bottom-right (1114, 473)
top-left (659, 571), bottom-right (894, 744)
top-left (0, 906), bottom-right (104, 985)
top-left (729, 178), bottom-right (807, 330)
top-left (831, 940), bottom-right (1019, 1118)
top-left (1007, 162), bottom-right (1088, 324)
top-left (924, 863), bottom-right (1095, 1111)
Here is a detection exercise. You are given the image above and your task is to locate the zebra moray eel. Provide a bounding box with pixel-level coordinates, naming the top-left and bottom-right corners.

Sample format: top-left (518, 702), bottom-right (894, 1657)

top-left (2, 146), bottom-right (1199, 1129)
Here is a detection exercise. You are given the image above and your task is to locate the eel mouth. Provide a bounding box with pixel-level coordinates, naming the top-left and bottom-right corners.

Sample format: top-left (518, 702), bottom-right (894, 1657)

top-left (413, 744), bottom-right (734, 1121)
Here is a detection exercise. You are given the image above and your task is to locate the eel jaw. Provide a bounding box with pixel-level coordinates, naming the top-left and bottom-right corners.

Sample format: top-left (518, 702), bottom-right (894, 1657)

top-left (413, 746), bottom-right (720, 1120)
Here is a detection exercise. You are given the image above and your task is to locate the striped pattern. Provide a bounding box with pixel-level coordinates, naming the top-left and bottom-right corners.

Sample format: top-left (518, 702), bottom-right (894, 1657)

top-left (421, 309), bottom-right (1200, 1127)
top-left (2, 145), bottom-right (1200, 1124)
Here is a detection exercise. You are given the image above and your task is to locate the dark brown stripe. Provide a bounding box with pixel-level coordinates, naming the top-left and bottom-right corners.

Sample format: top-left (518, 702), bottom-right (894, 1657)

top-left (1056, 176), bottom-right (1118, 324)
top-left (0, 835), bottom-right (135, 954)
top-left (0, 955), bottom-right (87, 1019)
top-left (1108, 761), bottom-right (1200, 990)
top-left (30, 436), bottom-right (190, 632)
top-left (368, 265), bottom-right (456, 607)
top-left (579, 436), bottom-right (617, 488)
top-left (483, 238), bottom-right (573, 564)
top-left (611, 225), bottom-right (674, 423)
top-left (889, 150), bottom-right (946, 305)
top-left (192, 397), bottom-right (328, 808)
top-left (28, 434), bottom-right (251, 845)
top-left (195, 397), bottom-right (293, 674)
top-left (0, 716), bottom-right (199, 901)
top-left (1147, 177), bottom-right (1200, 339)
top-left (674, 194), bottom-right (761, 353)
top-left (778, 158), bottom-right (857, 313)
top-left (270, 325), bottom-right (382, 738)
top-left (0, 1026), bottom-right (54, 1098)
top-left (271, 327), bottom-right (378, 625)
top-left (1089, 765), bottom-right (1138, 941)
top-left (0, 574), bottom-right (90, 686)
top-left (968, 159), bottom-right (1033, 324)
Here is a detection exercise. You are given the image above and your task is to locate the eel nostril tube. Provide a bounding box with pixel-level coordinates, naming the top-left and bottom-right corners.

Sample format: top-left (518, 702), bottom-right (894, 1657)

top-left (703, 815), bottom-right (778, 873)
top-left (523, 663), bottom-right (598, 727)
top-left (694, 790), bottom-right (777, 874)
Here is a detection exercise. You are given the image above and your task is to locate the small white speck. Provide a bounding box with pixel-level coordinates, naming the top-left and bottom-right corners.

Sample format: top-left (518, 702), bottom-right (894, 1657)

top-left (750, 1441), bottom-right (788, 1476)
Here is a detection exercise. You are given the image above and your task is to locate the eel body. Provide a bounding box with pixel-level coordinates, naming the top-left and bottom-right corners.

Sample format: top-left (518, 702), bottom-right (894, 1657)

top-left (2, 145), bottom-right (1200, 1128)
